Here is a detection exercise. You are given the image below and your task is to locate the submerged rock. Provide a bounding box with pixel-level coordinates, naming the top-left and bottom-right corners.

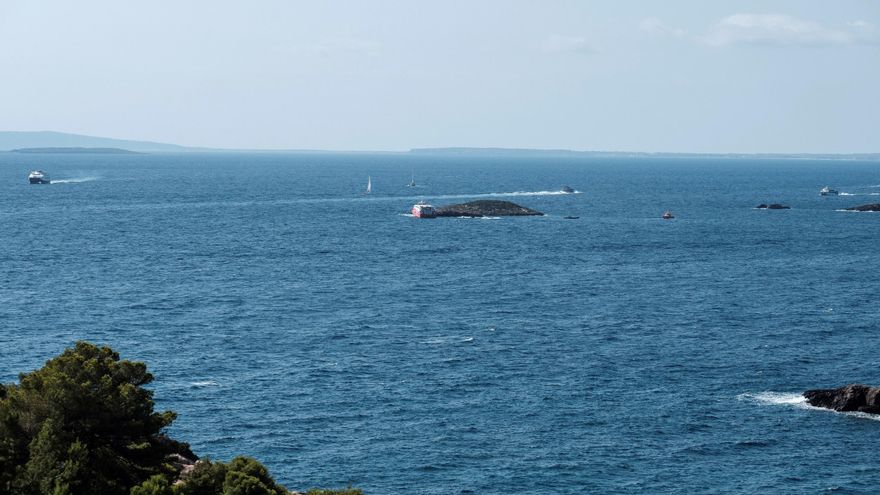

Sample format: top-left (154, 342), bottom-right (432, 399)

top-left (803, 384), bottom-right (880, 414)
top-left (845, 203), bottom-right (880, 212)
top-left (434, 200), bottom-right (544, 217)
top-left (755, 203), bottom-right (790, 209)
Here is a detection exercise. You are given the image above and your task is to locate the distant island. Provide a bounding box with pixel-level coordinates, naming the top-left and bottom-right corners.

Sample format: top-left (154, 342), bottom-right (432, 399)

top-left (409, 147), bottom-right (880, 161)
top-left (10, 147), bottom-right (140, 154)
top-left (0, 131), bottom-right (877, 159)
top-left (434, 200), bottom-right (544, 217)
top-left (0, 131), bottom-right (201, 153)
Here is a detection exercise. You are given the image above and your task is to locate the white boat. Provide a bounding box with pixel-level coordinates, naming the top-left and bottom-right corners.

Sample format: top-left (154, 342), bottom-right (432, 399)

top-left (820, 186), bottom-right (838, 196)
top-left (365, 176), bottom-right (372, 194)
top-left (28, 170), bottom-right (50, 184)
top-left (408, 171), bottom-right (416, 187)
top-left (412, 202), bottom-right (436, 218)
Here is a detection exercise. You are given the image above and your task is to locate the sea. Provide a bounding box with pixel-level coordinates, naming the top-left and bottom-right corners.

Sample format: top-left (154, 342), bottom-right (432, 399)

top-left (1, 152), bottom-right (879, 494)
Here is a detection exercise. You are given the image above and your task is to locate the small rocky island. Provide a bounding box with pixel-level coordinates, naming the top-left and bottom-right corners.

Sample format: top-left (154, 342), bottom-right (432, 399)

top-left (756, 203), bottom-right (791, 209)
top-left (845, 203), bottom-right (880, 212)
top-left (803, 384), bottom-right (880, 414)
top-left (434, 200), bottom-right (543, 217)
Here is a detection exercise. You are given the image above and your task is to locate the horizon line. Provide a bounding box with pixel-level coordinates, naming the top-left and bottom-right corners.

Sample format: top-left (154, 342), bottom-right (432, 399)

top-left (1, 130), bottom-right (878, 157)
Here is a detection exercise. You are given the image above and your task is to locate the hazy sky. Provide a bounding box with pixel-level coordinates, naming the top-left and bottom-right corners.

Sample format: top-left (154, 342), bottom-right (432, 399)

top-left (1, 1), bottom-right (877, 152)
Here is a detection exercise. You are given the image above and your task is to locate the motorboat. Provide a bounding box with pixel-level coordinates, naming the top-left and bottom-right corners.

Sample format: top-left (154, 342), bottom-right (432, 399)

top-left (820, 186), bottom-right (838, 196)
top-left (560, 185), bottom-right (575, 194)
top-left (28, 170), bottom-right (50, 184)
top-left (662, 210), bottom-right (674, 219)
top-left (412, 202), bottom-right (436, 218)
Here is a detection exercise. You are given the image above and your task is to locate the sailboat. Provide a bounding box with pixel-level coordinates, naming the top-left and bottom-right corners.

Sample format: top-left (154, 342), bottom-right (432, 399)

top-left (365, 176), bottom-right (372, 194)
top-left (408, 170), bottom-right (416, 187)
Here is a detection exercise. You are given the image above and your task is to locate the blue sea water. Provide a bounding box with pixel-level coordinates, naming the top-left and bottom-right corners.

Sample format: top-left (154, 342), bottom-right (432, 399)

top-left (1, 152), bottom-right (879, 494)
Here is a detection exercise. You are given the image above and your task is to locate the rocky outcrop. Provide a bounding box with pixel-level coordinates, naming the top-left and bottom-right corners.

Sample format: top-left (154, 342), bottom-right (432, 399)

top-left (434, 200), bottom-right (543, 217)
top-left (755, 204), bottom-right (790, 209)
top-left (803, 384), bottom-right (880, 414)
top-left (845, 204), bottom-right (880, 212)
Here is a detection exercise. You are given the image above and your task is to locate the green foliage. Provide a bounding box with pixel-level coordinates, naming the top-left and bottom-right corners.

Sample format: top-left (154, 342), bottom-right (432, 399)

top-left (0, 342), bottom-right (361, 495)
top-left (306, 489), bottom-right (363, 495)
top-left (172, 460), bottom-right (227, 495)
top-left (131, 474), bottom-right (174, 495)
top-left (173, 457), bottom-right (287, 495)
top-left (0, 341), bottom-right (178, 495)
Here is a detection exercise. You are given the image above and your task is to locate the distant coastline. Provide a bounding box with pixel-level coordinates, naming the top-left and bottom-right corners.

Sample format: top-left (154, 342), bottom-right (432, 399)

top-left (408, 147), bottom-right (880, 161)
top-left (1, 131), bottom-right (877, 160)
top-left (10, 147), bottom-right (141, 154)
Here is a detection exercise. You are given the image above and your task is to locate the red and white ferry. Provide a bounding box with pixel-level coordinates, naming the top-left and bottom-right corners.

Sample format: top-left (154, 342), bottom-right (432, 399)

top-left (412, 202), bottom-right (436, 218)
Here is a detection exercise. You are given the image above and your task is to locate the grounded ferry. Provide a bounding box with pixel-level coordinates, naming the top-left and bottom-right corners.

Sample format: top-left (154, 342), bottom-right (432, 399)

top-left (28, 170), bottom-right (50, 184)
top-left (412, 202), bottom-right (436, 218)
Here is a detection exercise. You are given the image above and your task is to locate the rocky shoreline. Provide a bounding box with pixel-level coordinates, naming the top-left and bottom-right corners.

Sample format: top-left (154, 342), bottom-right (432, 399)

top-left (803, 384), bottom-right (880, 414)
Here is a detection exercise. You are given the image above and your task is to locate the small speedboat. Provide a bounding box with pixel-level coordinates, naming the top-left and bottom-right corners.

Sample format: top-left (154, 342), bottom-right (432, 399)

top-left (662, 210), bottom-right (674, 219)
top-left (820, 186), bottom-right (838, 196)
top-left (560, 185), bottom-right (575, 194)
top-left (412, 202), bottom-right (436, 218)
top-left (28, 170), bottom-right (50, 184)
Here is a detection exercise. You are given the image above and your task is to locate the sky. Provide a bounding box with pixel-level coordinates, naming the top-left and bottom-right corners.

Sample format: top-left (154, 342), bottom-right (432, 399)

top-left (0, 1), bottom-right (877, 153)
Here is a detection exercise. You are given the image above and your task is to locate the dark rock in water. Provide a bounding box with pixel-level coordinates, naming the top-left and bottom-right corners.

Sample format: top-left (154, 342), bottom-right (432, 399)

top-left (803, 384), bottom-right (880, 414)
top-left (845, 203), bottom-right (880, 212)
top-left (563, 216), bottom-right (579, 219)
top-left (434, 200), bottom-right (544, 217)
top-left (755, 203), bottom-right (790, 209)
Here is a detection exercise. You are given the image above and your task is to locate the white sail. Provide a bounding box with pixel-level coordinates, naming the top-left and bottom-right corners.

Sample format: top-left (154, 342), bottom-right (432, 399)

top-left (366, 176), bottom-right (372, 194)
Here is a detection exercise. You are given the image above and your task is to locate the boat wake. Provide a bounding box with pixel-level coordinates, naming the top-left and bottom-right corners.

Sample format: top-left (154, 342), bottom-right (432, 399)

top-left (839, 192), bottom-right (880, 196)
top-left (51, 176), bottom-right (100, 184)
top-left (401, 190), bottom-right (582, 202)
top-left (486, 190), bottom-right (582, 197)
top-left (737, 392), bottom-right (880, 421)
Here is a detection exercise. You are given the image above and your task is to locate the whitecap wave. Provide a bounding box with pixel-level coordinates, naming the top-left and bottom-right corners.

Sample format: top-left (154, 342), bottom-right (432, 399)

top-left (738, 391), bottom-right (807, 407)
top-left (51, 176), bottom-right (100, 184)
top-left (190, 380), bottom-right (220, 387)
top-left (738, 391), bottom-right (880, 421)
top-left (421, 336), bottom-right (475, 345)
